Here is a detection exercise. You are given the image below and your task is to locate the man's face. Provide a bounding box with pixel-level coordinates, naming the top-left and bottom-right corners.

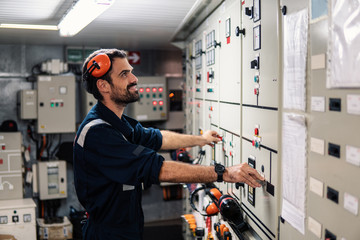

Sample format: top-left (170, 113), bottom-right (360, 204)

top-left (108, 57), bottom-right (139, 106)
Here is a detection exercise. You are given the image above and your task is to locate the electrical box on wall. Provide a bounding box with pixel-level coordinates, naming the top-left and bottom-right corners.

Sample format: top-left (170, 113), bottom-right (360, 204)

top-left (82, 89), bottom-right (97, 119)
top-left (127, 76), bottom-right (168, 122)
top-left (37, 160), bottom-right (67, 200)
top-left (36, 75), bottom-right (76, 133)
top-left (0, 198), bottom-right (37, 240)
top-left (0, 132), bottom-right (23, 200)
top-left (18, 90), bottom-right (37, 120)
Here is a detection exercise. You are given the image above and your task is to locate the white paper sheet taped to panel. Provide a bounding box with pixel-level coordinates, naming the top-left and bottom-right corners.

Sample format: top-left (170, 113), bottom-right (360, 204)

top-left (344, 192), bottom-right (359, 216)
top-left (346, 145), bottom-right (360, 167)
top-left (309, 177), bottom-right (324, 197)
top-left (308, 216), bottom-right (322, 239)
top-left (281, 113), bottom-right (307, 234)
top-left (327, 0), bottom-right (360, 88)
top-left (311, 96), bottom-right (325, 112)
top-left (311, 54), bottom-right (326, 70)
top-left (283, 9), bottom-right (308, 111)
top-left (347, 94), bottom-right (360, 115)
top-left (310, 137), bottom-right (325, 155)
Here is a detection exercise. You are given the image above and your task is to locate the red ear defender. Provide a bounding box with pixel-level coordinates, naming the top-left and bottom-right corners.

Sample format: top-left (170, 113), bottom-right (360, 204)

top-left (209, 188), bottom-right (222, 201)
top-left (205, 202), bottom-right (219, 215)
top-left (86, 53), bottom-right (111, 78)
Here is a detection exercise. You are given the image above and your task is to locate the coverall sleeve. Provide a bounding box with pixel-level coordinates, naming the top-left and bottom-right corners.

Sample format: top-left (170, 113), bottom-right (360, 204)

top-left (128, 119), bottom-right (163, 151)
top-left (84, 124), bottom-right (164, 188)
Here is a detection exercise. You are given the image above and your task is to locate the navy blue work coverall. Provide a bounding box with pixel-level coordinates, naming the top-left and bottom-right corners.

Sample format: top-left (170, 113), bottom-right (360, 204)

top-left (73, 101), bottom-right (164, 239)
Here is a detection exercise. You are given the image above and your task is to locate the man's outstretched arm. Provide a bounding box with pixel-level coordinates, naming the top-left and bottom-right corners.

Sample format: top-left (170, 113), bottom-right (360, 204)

top-left (158, 160), bottom-right (264, 188)
top-left (160, 130), bottom-right (221, 150)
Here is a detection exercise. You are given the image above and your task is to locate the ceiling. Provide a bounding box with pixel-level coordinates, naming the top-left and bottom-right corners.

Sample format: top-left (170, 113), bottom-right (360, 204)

top-left (0, 0), bottom-right (197, 50)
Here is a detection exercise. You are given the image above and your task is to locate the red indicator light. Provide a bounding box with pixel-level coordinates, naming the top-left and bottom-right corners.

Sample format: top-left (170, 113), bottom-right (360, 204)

top-left (152, 101), bottom-right (157, 106)
top-left (139, 88), bottom-right (144, 93)
top-left (254, 128), bottom-right (259, 135)
top-left (252, 140), bottom-right (255, 146)
top-left (158, 87), bottom-right (163, 92)
top-left (152, 87), bottom-right (157, 92)
top-left (146, 88), bottom-right (151, 93)
top-left (0, 159), bottom-right (3, 164)
top-left (1, 145), bottom-right (5, 150)
top-left (159, 100), bottom-right (164, 106)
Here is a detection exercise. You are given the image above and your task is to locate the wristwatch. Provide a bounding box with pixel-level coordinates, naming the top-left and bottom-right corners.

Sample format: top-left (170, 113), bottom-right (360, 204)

top-left (214, 163), bottom-right (225, 182)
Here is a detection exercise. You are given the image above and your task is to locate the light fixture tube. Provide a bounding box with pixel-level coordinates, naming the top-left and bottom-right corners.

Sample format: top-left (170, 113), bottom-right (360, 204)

top-left (0, 23), bottom-right (58, 31)
top-left (58, 0), bottom-right (115, 37)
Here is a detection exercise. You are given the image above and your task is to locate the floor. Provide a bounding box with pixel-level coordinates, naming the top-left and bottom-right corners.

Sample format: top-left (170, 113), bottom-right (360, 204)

top-left (143, 218), bottom-right (184, 240)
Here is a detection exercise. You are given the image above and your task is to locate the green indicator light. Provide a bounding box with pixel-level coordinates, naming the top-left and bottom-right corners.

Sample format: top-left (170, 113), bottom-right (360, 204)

top-left (146, 94), bottom-right (150, 98)
top-left (153, 94), bottom-right (156, 98)
top-left (51, 103), bottom-right (54, 107)
top-left (159, 94), bottom-right (162, 98)
top-left (159, 107), bottom-right (163, 111)
top-left (153, 107), bottom-right (157, 111)
top-left (140, 94), bottom-right (143, 98)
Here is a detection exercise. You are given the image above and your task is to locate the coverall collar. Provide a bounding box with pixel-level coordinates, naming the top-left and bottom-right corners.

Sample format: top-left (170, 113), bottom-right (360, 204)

top-left (96, 101), bottom-right (134, 141)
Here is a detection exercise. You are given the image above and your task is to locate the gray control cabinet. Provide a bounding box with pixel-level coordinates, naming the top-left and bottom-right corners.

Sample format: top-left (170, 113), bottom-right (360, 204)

top-left (37, 160), bottom-right (67, 200)
top-left (36, 75), bottom-right (76, 133)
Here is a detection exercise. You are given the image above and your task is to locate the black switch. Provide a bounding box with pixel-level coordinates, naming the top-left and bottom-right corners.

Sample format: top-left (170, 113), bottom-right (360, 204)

top-left (235, 26), bottom-right (245, 37)
top-left (39, 102), bottom-right (44, 107)
top-left (266, 182), bottom-right (275, 196)
top-left (12, 215), bottom-right (19, 223)
top-left (326, 186), bottom-right (339, 204)
top-left (325, 229), bottom-right (337, 240)
top-left (245, 7), bottom-right (253, 18)
top-left (328, 143), bottom-right (340, 158)
top-left (195, 227), bottom-right (205, 237)
top-left (329, 98), bottom-right (341, 111)
top-left (251, 57), bottom-right (259, 69)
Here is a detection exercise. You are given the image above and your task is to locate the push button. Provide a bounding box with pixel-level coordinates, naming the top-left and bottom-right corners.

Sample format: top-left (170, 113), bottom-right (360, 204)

top-left (12, 215), bottom-right (19, 223)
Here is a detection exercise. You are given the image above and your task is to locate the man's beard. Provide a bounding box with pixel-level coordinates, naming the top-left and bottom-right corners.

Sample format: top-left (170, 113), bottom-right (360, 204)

top-left (110, 83), bottom-right (139, 106)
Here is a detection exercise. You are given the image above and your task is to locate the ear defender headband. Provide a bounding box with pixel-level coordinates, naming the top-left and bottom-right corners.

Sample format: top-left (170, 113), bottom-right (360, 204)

top-left (84, 53), bottom-right (111, 78)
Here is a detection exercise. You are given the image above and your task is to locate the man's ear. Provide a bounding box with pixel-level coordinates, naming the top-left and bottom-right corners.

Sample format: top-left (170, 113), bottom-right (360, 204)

top-left (96, 79), bottom-right (110, 94)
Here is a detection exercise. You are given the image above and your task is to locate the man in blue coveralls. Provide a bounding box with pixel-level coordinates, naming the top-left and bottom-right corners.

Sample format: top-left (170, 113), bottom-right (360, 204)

top-left (73, 48), bottom-right (264, 240)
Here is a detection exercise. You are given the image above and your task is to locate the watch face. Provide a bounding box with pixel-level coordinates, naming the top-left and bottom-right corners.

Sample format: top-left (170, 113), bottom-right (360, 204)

top-left (215, 164), bottom-right (225, 173)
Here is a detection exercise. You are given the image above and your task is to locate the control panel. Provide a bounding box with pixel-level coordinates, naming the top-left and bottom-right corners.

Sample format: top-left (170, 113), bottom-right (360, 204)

top-left (0, 198), bottom-right (36, 240)
top-left (0, 132), bottom-right (23, 200)
top-left (36, 75), bottom-right (76, 133)
top-left (37, 160), bottom-right (67, 200)
top-left (82, 90), bottom-right (97, 119)
top-left (179, 0), bottom-right (360, 239)
top-left (127, 76), bottom-right (167, 122)
top-left (17, 90), bottom-right (37, 120)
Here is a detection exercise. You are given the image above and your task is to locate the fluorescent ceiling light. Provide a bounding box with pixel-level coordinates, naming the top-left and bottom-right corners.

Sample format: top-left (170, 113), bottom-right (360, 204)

top-left (0, 23), bottom-right (58, 31)
top-left (58, 0), bottom-right (115, 37)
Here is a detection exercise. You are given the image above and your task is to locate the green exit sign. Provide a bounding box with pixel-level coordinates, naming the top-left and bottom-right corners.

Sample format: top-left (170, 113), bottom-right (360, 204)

top-left (67, 48), bottom-right (83, 63)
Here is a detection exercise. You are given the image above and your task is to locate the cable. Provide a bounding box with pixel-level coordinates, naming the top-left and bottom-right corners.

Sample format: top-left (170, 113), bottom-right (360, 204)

top-left (39, 135), bottom-right (46, 160)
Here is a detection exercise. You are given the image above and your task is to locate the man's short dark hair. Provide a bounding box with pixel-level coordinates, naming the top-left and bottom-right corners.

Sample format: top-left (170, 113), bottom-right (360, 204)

top-left (82, 49), bottom-right (127, 100)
